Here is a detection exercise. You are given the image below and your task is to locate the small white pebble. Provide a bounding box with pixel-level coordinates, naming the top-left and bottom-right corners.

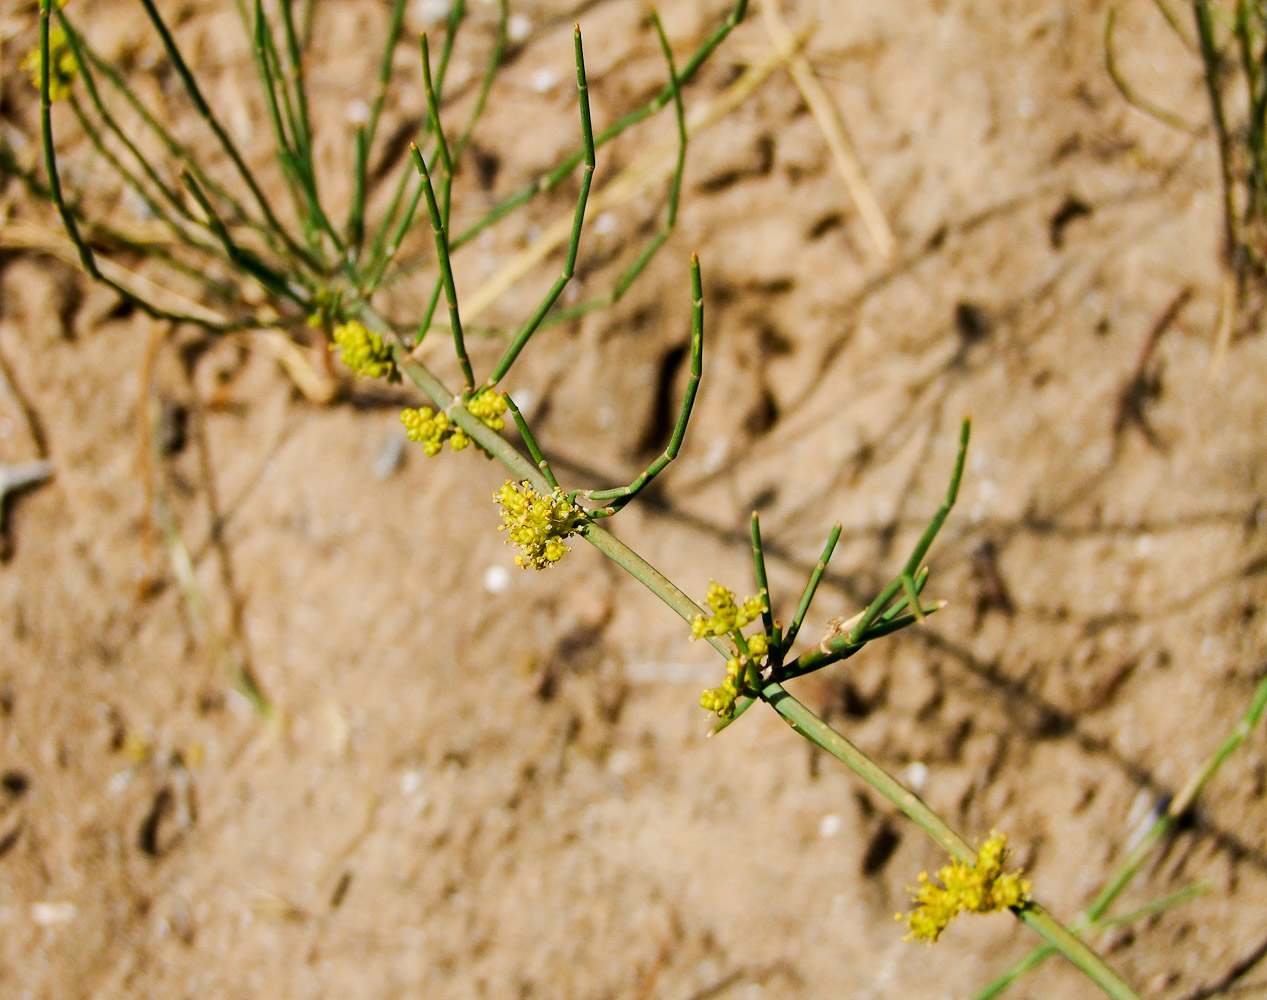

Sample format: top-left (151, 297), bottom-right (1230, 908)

top-left (507, 386), bottom-right (536, 417)
top-left (531, 67), bottom-right (558, 93)
top-left (399, 768), bottom-right (426, 796)
top-left (507, 13), bottom-right (531, 42)
top-left (819, 813), bottom-right (843, 838)
top-left (374, 433), bottom-right (406, 480)
top-left (901, 761), bottom-right (929, 793)
top-left (31, 902), bottom-right (76, 926)
top-left (483, 564), bottom-right (511, 595)
top-left (412, 0), bottom-right (452, 25)
top-left (345, 100), bottom-right (371, 125)
top-left (701, 438), bottom-right (729, 475)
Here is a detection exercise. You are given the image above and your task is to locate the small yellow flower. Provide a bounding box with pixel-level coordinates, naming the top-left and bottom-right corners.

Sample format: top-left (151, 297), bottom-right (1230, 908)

top-left (24, 22), bottom-right (78, 103)
top-left (495, 480), bottom-right (585, 570)
top-left (331, 320), bottom-right (396, 380)
top-left (467, 388), bottom-right (508, 432)
top-left (692, 582), bottom-right (774, 719)
top-left (901, 831), bottom-right (1031, 943)
top-left (401, 389), bottom-right (507, 458)
top-left (690, 582), bottom-right (765, 640)
top-left (400, 406), bottom-right (450, 455)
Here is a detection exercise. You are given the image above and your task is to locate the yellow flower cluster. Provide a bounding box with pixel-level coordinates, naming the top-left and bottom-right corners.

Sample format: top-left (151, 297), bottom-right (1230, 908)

top-left (24, 21), bottom-right (77, 103)
top-left (466, 388), bottom-right (508, 432)
top-left (902, 831), bottom-right (1031, 943)
top-left (331, 320), bottom-right (396, 380)
top-left (401, 389), bottom-right (508, 457)
top-left (700, 633), bottom-right (771, 719)
top-left (401, 406), bottom-right (466, 455)
top-left (495, 480), bottom-right (585, 570)
top-left (695, 584), bottom-right (771, 719)
top-left (690, 582), bottom-right (765, 640)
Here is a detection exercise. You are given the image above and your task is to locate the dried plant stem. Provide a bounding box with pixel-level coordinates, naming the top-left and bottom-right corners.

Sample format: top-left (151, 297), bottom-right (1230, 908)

top-left (760, 0), bottom-right (895, 259)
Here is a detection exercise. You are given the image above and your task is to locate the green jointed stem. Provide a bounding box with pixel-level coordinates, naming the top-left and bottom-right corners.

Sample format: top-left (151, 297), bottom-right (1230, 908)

top-left (1194, 0), bottom-right (1239, 268)
top-left (749, 513), bottom-right (776, 639)
top-left (548, 7), bottom-right (690, 324)
top-left (849, 419), bottom-right (969, 642)
top-left (410, 142), bottom-right (475, 392)
top-left (485, 26), bottom-right (596, 388)
top-left (420, 34), bottom-right (456, 228)
top-left (782, 523), bottom-right (842, 651)
top-left (250, 0), bottom-right (311, 231)
top-left (972, 887), bottom-right (1207, 1000)
top-left (39, 5), bottom-right (249, 331)
top-left (251, 1), bottom-right (345, 260)
top-left (360, 0), bottom-right (409, 182)
top-left (135, 0), bottom-right (322, 273)
top-left (180, 172), bottom-right (302, 305)
top-left (763, 684), bottom-right (1141, 1000)
top-left (38, 2), bottom-right (91, 276)
top-left (60, 27), bottom-right (202, 241)
top-left (1016, 906), bottom-right (1142, 1000)
top-left (452, 0), bottom-right (503, 163)
top-left (362, 1), bottom-right (467, 291)
top-left (347, 0), bottom-right (405, 257)
top-left (766, 680), bottom-right (972, 855)
top-left (66, 96), bottom-right (206, 252)
top-left (278, 0), bottom-right (315, 167)
top-left (583, 254), bottom-right (703, 514)
top-left (971, 666), bottom-right (1267, 1000)
top-left (55, 10), bottom-right (265, 243)
top-left (349, 126), bottom-right (369, 255)
top-left (653, 11), bottom-right (688, 233)
top-left (505, 394), bottom-right (561, 491)
top-left (447, 0), bottom-right (748, 255)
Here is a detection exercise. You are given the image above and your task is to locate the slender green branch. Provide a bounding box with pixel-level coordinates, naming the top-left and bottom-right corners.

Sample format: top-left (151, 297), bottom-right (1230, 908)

top-left (447, 0), bottom-right (748, 255)
top-left (763, 684), bottom-right (1141, 1000)
top-left (250, 0), bottom-right (311, 231)
top-left (410, 141), bottom-right (475, 392)
top-left (135, 0), bottom-right (322, 272)
top-left (55, 10), bottom-right (267, 243)
top-left (180, 172), bottom-right (304, 305)
top-left (972, 665), bottom-right (1267, 999)
top-left (39, 4), bottom-right (251, 331)
top-left (749, 512), bottom-right (775, 639)
top-left (452, 0), bottom-right (503, 163)
top-left (582, 254), bottom-right (703, 514)
top-left (505, 394), bottom-right (561, 491)
top-left (546, 7), bottom-right (690, 325)
top-left (782, 524), bottom-right (842, 652)
top-left (485, 26), bottom-right (596, 388)
top-left (849, 419), bottom-right (969, 642)
top-left (1194, 0), bottom-right (1241, 271)
top-left (361, 1), bottom-right (467, 291)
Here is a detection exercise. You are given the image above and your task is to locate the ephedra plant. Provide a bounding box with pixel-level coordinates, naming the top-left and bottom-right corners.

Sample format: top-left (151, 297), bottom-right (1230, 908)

top-left (23, 0), bottom-right (1248, 995)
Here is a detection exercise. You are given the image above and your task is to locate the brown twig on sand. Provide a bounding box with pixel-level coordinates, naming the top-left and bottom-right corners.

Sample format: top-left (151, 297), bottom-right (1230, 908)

top-left (1113, 286), bottom-right (1192, 447)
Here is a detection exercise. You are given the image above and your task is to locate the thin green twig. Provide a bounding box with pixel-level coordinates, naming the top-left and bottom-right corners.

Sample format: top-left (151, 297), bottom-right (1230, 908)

top-left (582, 254), bottom-right (703, 514)
top-left (410, 138), bottom-right (474, 393)
top-left (971, 665), bottom-right (1267, 999)
top-left (135, 0), bottom-right (322, 272)
top-left (763, 684), bottom-right (1142, 1000)
top-left (849, 419), bottom-right (969, 642)
top-left (485, 26), bottom-right (596, 388)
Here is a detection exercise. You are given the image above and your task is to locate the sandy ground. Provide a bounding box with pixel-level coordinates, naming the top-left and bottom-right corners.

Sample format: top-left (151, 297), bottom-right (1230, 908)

top-left (2, 1), bottom-right (1267, 997)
